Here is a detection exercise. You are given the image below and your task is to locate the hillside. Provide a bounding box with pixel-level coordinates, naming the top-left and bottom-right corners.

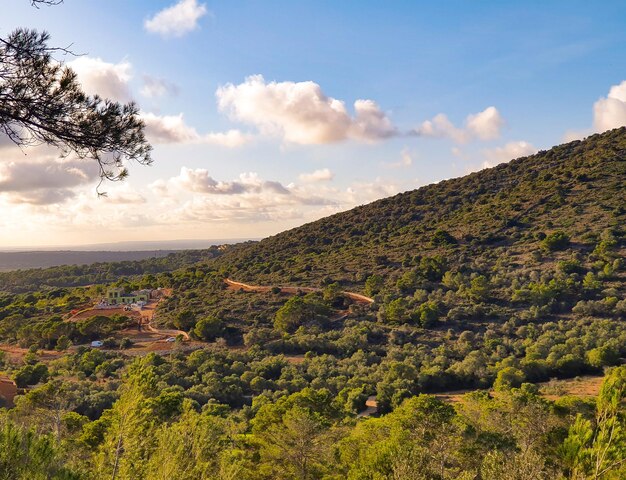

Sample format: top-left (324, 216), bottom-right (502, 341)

top-left (1, 129), bottom-right (625, 480)
top-left (146, 127), bottom-right (626, 399)
top-left (214, 127), bottom-right (625, 291)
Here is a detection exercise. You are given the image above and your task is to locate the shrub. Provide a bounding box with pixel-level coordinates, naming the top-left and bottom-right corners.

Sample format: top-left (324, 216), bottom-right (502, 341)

top-left (194, 316), bottom-right (224, 341)
top-left (493, 367), bottom-right (525, 391)
top-left (542, 231), bottom-right (570, 252)
top-left (431, 229), bottom-right (457, 246)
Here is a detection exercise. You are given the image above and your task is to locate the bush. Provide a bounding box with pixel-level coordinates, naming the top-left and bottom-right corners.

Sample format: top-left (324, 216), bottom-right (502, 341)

top-left (586, 346), bottom-right (619, 368)
top-left (542, 231), bottom-right (570, 252)
top-left (194, 316), bottom-right (224, 341)
top-left (14, 363), bottom-right (48, 388)
top-left (431, 229), bottom-right (457, 246)
top-left (493, 367), bottom-right (525, 391)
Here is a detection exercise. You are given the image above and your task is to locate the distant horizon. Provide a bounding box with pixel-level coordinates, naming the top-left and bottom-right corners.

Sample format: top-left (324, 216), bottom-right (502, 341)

top-left (0, 237), bottom-right (258, 253)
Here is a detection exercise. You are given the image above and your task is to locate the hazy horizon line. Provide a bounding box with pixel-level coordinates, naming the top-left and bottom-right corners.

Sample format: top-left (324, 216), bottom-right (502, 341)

top-left (0, 237), bottom-right (260, 253)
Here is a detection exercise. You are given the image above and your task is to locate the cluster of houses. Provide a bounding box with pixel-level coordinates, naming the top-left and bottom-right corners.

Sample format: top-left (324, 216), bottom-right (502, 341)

top-left (89, 287), bottom-right (167, 348)
top-left (94, 287), bottom-right (164, 310)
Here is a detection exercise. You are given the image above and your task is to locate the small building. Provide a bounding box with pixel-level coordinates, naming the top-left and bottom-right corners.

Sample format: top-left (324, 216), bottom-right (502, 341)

top-left (0, 376), bottom-right (17, 408)
top-left (106, 288), bottom-right (150, 305)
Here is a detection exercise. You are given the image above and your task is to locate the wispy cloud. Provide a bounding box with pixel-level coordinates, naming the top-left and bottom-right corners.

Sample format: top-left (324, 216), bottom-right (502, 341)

top-left (299, 168), bottom-right (335, 182)
top-left (141, 113), bottom-right (250, 147)
top-left (140, 75), bottom-right (180, 98)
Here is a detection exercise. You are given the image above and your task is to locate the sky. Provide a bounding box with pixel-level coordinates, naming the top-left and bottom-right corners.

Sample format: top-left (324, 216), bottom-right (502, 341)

top-left (1, 0), bottom-right (625, 248)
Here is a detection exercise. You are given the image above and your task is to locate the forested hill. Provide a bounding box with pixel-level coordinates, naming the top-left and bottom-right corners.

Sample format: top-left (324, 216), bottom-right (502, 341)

top-left (0, 248), bottom-right (224, 293)
top-left (0, 249), bottom-right (184, 272)
top-left (213, 127), bottom-right (626, 290)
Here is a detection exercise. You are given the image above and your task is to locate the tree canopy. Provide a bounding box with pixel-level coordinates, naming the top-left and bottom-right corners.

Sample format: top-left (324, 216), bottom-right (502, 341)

top-left (0, 26), bottom-right (151, 189)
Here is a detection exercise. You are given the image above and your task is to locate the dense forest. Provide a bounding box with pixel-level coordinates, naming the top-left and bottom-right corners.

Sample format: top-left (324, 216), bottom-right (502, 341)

top-left (0, 128), bottom-right (624, 479)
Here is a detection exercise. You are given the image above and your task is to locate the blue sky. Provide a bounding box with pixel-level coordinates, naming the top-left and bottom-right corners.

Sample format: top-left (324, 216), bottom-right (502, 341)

top-left (1, 0), bottom-right (625, 247)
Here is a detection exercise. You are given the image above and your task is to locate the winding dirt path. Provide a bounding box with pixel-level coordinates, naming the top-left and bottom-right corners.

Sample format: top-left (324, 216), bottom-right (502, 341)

top-left (143, 320), bottom-right (190, 341)
top-left (225, 279), bottom-right (374, 304)
top-left (138, 294), bottom-right (190, 340)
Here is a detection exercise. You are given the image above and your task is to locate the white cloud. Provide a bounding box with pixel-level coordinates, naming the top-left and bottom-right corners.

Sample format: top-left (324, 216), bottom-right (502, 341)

top-left (157, 168), bottom-right (290, 196)
top-left (593, 80), bottom-right (626, 133)
top-left (351, 99), bottom-right (398, 141)
top-left (414, 113), bottom-right (467, 143)
top-left (68, 57), bottom-right (133, 102)
top-left (149, 168), bottom-right (403, 226)
top-left (141, 113), bottom-right (249, 147)
top-left (298, 168), bottom-right (334, 182)
top-left (0, 155), bottom-right (100, 205)
top-left (140, 75), bottom-right (179, 98)
top-left (466, 106), bottom-right (504, 140)
top-left (413, 106), bottom-right (504, 143)
top-left (482, 141), bottom-right (537, 168)
top-left (216, 75), bottom-right (396, 144)
top-left (145, 0), bottom-right (208, 38)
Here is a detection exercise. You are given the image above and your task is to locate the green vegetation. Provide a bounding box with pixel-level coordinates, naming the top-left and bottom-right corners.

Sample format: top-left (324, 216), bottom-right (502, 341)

top-left (0, 248), bottom-right (222, 293)
top-left (0, 128), bottom-right (624, 477)
top-left (1, 355), bottom-right (625, 479)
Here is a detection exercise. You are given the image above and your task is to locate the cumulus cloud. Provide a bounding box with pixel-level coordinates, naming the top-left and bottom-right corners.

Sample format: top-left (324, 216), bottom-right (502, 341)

top-left (298, 168), bottom-right (334, 182)
top-left (68, 57), bottom-right (133, 102)
top-left (414, 113), bottom-right (467, 143)
top-left (216, 75), bottom-right (396, 144)
top-left (351, 99), bottom-right (398, 141)
top-left (593, 80), bottom-right (626, 133)
top-left (140, 75), bottom-right (179, 98)
top-left (145, 0), bottom-right (208, 38)
top-left (149, 167), bottom-right (402, 226)
top-left (413, 106), bottom-right (504, 143)
top-left (482, 141), bottom-right (537, 168)
top-left (141, 113), bottom-right (249, 147)
top-left (150, 169), bottom-right (327, 223)
top-left (0, 156), bottom-right (100, 205)
top-left (156, 168), bottom-right (290, 196)
top-left (466, 107), bottom-right (504, 140)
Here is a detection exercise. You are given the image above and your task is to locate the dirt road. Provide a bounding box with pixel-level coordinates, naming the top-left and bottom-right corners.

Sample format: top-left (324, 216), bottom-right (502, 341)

top-left (225, 278), bottom-right (374, 304)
